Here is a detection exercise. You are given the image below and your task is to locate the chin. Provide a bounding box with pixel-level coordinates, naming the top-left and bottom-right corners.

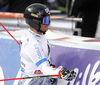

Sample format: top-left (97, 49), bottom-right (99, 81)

top-left (46, 28), bottom-right (48, 31)
top-left (45, 27), bottom-right (48, 30)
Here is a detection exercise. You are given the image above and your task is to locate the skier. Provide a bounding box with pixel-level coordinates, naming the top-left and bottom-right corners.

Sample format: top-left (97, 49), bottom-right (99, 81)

top-left (18, 3), bottom-right (76, 85)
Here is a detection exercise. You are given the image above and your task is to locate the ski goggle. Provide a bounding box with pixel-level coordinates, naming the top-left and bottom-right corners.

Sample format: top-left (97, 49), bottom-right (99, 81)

top-left (42, 16), bottom-right (50, 25)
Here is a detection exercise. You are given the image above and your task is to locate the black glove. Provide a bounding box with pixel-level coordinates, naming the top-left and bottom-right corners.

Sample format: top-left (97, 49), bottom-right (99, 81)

top-left (66, 70), bottom-right (76, 81)
top-left (50, 78), bottom-right (56, 85)
top-left (59, 67), bottom-right (76, 81)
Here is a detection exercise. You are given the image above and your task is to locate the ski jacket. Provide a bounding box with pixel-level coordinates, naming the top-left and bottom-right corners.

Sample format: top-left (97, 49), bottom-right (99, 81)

top-left (20, 29), bottom-right (60, 76)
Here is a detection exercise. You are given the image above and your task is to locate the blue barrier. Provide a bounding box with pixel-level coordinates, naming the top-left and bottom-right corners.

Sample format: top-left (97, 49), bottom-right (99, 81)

top-left (0, 39), bottom-right (20, 85)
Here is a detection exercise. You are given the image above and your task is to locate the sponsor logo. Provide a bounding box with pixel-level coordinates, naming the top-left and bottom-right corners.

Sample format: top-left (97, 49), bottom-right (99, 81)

top-left (45, 8), bottom-right (50, 14)
top-left (34, 70), bottom-right (43, 74)
top-left (21, 61), bottom-right (25, 67)
top-left (34, 44), bottom-right (42, 59)
top-left (37, 10), bottom-right (43, 16)
top-left (31, 13), bottom-right (38, 17)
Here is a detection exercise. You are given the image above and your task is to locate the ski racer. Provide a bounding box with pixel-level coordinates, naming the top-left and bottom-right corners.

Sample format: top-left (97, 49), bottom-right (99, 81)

top-left (18, 3), bottom-right (76, 85)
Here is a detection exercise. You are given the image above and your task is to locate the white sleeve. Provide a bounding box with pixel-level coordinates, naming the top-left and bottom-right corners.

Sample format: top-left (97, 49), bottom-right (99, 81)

top-left (39, 61), bottom-right (60, 75)
top-left (25, 41), bottom-right (60, 75)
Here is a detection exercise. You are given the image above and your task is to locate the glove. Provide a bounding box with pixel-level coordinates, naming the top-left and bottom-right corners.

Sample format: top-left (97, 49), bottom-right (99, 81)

top-left (50, 78), bottom-right (56, 84)
top-left (59, 67), bottom-right (76, 81)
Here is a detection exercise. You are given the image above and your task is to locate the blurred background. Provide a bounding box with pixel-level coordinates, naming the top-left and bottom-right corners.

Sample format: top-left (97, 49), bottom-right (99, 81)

top-left (0, 0), bottom-right (100, 38)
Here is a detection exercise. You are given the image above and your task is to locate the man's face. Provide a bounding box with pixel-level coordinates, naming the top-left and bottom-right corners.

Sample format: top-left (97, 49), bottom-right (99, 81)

top-left (40, 15), bottom-right (50, 32)
top-left (40, 24), bottom-right (50, 32)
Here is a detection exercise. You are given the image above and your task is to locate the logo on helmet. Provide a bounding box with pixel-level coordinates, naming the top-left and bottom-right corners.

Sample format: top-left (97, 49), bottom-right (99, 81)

top-left (37, 10), bottom-right (43, 17)
top-left (45, 8), bottom-right (50, 14)
top-left (31, 13), bottom-right (38, 18)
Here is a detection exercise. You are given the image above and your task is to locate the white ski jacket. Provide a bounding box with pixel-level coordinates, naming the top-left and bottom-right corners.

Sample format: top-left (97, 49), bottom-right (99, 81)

top-left (20, 29), bottom-right (60, 76)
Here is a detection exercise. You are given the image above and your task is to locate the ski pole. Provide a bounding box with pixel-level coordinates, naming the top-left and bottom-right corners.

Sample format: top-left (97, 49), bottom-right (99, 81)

top-left (0, 23), bottom-right (20, 45)
top-left (0, 74), bottom-right (60, 81)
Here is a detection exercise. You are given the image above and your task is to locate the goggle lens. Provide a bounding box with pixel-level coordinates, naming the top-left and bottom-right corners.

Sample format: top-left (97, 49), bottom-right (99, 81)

top-left (42, 16), bottom-right (50, 25)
